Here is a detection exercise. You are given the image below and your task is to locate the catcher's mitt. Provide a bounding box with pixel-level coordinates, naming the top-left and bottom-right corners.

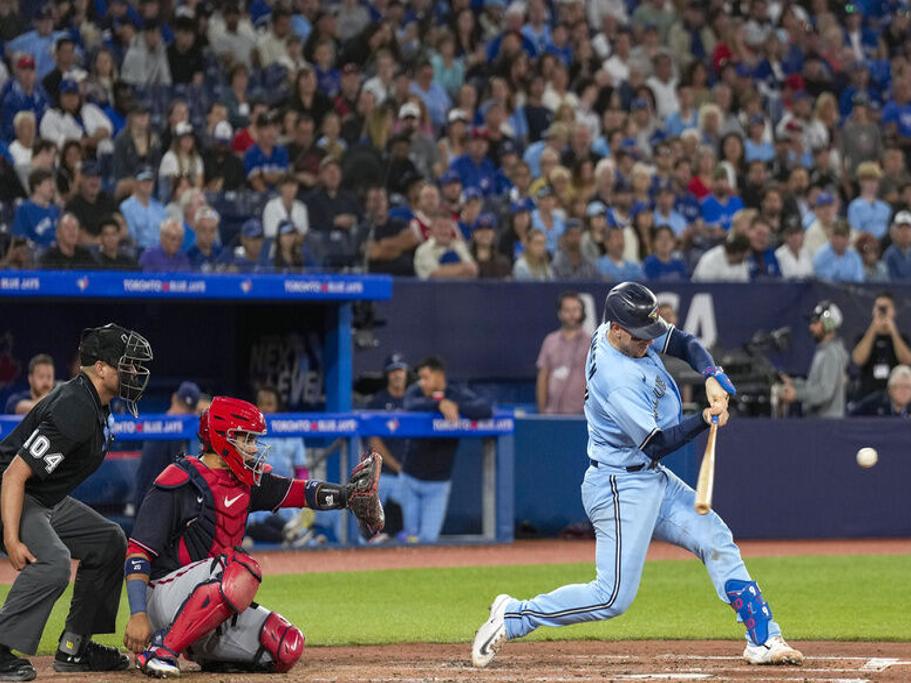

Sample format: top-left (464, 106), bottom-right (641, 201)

top-left (345, 451), bottom-right (385, 539)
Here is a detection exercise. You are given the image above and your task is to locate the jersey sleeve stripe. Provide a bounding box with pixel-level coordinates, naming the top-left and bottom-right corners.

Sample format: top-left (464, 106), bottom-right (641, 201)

top-left (272, 479), bottom-right (294, 512)
top-left (127, 537), bottom-right (159, 557)
top-left (638, 427), bottom-right (659, 450)
top-left (662, 326), bottom-right (675, 354)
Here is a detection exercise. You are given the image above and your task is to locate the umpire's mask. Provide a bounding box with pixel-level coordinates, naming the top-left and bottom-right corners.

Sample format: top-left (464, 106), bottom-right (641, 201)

top-left (79, 324), bottom-right (153, 417)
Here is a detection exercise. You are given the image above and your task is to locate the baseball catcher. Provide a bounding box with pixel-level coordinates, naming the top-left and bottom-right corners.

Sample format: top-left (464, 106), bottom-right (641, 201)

top-left (123, 396), bottom-right (383, 677)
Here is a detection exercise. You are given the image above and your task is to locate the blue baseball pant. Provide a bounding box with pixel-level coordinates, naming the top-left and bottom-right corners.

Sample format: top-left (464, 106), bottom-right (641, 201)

top-left (504, 464), bottom-right (781, 644)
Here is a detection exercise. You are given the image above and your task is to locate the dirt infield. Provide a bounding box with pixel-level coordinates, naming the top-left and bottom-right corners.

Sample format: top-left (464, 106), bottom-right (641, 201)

top-left (30, 640), bottom-right (911, 682)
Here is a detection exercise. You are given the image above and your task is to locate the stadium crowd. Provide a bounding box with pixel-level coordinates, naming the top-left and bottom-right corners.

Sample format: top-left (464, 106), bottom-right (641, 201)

top-left (1, 0), bottom-right (911, 280)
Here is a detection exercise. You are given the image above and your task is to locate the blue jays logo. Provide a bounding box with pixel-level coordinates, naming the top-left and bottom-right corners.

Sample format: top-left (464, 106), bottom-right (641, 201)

top-left (653, 376), bottom-right (666, 399)
top-left (648, 307), bottom-right (659, 321)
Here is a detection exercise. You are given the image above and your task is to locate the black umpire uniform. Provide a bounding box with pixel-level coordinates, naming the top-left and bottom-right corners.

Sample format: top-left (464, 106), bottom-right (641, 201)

top-left (0, 324), bottom-right (152, 680)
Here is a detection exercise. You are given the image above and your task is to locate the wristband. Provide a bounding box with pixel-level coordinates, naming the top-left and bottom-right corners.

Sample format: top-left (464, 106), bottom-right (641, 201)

top-left (304, 480), bottom-right (346, 509)
top-left (701, 365), bottom-right (722, 378)
top-left (125, 555), bottom-right (150, 577)
top-left (703, 366), bottom-right (737, 396)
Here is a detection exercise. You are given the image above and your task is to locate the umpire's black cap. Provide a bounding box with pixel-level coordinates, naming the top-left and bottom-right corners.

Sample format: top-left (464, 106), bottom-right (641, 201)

top-left (79, 323), bottom-right (134, 366)
top-left (602, 282), bottom-right (669, 340)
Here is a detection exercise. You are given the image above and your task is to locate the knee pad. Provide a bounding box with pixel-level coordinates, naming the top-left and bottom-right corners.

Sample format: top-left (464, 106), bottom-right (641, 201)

top-left (725, 579), bottom-right (772, 646)
top-left (220, 549), bottom-right (262, 612)
top-left (163, 580), bottom-right (232, 655)
top-left (258, 612), bottom-right (304, 673)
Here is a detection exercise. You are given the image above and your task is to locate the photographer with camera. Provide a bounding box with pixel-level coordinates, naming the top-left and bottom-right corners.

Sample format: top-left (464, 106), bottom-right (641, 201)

top-left (850, 293), bottom-right (911, 401)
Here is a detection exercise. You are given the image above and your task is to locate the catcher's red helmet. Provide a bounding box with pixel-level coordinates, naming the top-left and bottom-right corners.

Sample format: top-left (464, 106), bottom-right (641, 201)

top-left (207, 396), bottom-right (269, 486)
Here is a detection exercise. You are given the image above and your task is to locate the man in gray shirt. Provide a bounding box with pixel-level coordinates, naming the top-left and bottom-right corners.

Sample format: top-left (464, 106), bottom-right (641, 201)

top-left (781, 301), bottom-right (849, 417)
top-left (121, 19), bottom-right (172, 87)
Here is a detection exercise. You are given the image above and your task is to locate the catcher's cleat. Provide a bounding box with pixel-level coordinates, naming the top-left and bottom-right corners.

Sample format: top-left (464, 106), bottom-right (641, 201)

top-left (742, 636), bottom-right (804, 665)
top-left (136, 641), bottom-right (181, 679)
top-left (471, 594), bottom-right (512, 668)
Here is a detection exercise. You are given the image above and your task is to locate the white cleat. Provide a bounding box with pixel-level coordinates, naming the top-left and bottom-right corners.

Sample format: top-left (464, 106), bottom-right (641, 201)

top-left (471, 594), bottom-right (512, 668)
top-left (743, 636), bottom-right (804, 665)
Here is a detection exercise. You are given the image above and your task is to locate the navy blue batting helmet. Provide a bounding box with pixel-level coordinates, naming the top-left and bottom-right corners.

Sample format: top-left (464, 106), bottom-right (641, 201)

top-left (602, 282), bottom-right (668, 340)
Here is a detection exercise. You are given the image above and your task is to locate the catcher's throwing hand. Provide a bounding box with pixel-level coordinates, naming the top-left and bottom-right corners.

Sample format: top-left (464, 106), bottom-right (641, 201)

top-left (123, 613), bottom-right (152, 653)
top-left (345, 451), bottom-right (385, 539)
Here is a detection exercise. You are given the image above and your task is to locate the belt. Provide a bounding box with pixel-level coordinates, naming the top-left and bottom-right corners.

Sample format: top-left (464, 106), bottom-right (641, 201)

top-left (590, 459), bottom-right (653, 472)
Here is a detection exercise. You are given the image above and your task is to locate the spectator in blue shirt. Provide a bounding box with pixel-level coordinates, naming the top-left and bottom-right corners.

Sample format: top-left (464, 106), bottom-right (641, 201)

top-left (139, 218), bottom-right (192, 272)
top-left (119, 167), bottom-right (166, 250)
top-left (220, 218), bottom-right (270, 272)
top-left (244, 111), bottom-right (289, 192)
top-left (813, 220), bottom-right (865, 283)
top-left (882, 77), bottom-right (911, 142)
top-left (186, 206), bottom-right (223, 271)
top-left (746, 216), bottom-right (782, 280)
top-left (598, 227), bottom-right (644, 281)
top-left (451, 128), bottom-right (499, 196)
top-left (245, 385), bottom-right (310, 545)
top-left (847, 161), bottom-right (892, 239)
top-left (744, 114), bottom-right (774, 163)
top-left (642, 225), bottom-right (689, 281)
top-left (652, 183), bottom-right (688, 236)
top-left (5, 6), bottom-right (65, 78)
top-left (530, 185), bottom-right (566, 254)
top-left (409, 59), bottom-right (451, 133)
top-left (884, 211), bottom-right (911, 281)
top-left (13, 168), bottom-right (60, 247)
top-left (0, 53), bottom-right (49, 141)
top-left (700, 167), bottom-right (744, 232)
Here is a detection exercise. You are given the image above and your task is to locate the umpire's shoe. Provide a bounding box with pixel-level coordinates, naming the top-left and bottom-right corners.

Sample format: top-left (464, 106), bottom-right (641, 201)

top-left (53, 640), bottom-right (131, 672)
top-left (0, 646), bottom-right (35, 682)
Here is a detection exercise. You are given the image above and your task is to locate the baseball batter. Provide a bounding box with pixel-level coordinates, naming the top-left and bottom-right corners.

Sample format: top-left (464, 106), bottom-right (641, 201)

top-left (472, 282), bottom-right (803, 668)
top-left (123, 396), bottom-right (384, 677)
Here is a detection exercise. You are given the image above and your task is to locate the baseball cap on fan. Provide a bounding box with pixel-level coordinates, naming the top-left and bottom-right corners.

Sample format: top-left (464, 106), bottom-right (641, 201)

top-left (384, 353), bottom-right (408, 373)
top-left (176, 381), bottom-right (201, 410)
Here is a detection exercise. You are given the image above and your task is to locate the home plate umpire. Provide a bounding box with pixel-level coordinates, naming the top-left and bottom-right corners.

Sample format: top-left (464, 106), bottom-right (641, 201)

top-left (0, 323), bottom-right (152, 681)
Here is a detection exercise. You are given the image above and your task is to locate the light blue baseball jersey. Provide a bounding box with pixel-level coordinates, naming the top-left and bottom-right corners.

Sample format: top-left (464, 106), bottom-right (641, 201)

top-left (584, 323), bottom-right (681, 469)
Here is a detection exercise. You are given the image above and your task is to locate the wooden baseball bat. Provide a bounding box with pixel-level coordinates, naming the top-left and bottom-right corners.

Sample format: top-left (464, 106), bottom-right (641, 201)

top-left (694, 417), bottom-right (718, 515)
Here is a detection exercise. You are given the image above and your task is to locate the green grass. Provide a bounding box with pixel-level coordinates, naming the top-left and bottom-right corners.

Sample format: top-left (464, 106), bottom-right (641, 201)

top-left (13, 553), bottom-right (911, 654)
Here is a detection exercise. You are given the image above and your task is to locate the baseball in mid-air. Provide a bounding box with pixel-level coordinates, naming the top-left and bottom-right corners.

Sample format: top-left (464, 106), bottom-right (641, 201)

top-left (856, 447), bottom-right (878, 469)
